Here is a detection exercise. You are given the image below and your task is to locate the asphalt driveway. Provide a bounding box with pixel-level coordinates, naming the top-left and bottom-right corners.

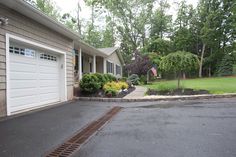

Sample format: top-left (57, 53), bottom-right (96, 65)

top-left (1, 98), bottom-right (236, 157)
top-left (0, 100), bottom-right (114, 157)
top-left (74, 98), bottom-right (236, 157)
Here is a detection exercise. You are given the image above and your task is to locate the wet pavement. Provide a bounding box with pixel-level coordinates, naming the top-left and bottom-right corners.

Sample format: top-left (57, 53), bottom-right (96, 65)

top-left (73, 98), bottom-right (236, 157)
top-left (0, 98), bottom-right (236, 157)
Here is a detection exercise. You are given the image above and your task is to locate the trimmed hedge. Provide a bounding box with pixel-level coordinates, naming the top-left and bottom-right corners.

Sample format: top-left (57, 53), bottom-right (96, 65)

top-left (80, 73), bottom-right (118, 94)
top-left (80, 74), bottom-right (101, 93)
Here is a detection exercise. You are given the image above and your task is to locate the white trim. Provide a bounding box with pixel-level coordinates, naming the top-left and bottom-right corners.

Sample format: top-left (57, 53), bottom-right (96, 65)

top-left (93, 55), bottom-right (96, 73)
top-left (6, 34), bottom-right (10, 116)
top-left (7, 34), bottom-right (66, 54)
top-left (106, 60), bottom-right (114, 74)
top-left (79, 48), bottom-right (82, 80)
top-left (103, 58), bottom-right (106, 74)
top-left (6, 33), bottom-right (67, 116)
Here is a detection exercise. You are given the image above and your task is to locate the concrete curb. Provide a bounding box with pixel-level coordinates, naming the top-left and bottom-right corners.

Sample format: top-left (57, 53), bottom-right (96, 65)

top-left (74, 93), bottom-right (236, 102)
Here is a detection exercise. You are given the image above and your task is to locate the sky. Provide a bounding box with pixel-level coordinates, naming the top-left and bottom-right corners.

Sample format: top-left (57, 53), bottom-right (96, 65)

top-left (54, 0), bottom-right (199, 22)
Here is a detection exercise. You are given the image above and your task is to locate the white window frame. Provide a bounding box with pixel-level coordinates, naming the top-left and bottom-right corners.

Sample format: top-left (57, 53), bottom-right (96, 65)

top-left (116, 64), bottom-right (121, 76)
top-left (106, 60), bottom-right (114, 74)
top-left (6, 33), bottom-right (67, 116)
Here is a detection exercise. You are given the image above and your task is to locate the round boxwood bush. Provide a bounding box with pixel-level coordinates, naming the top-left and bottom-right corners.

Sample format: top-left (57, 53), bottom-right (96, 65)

top-left (80, 74), bottom-right (101, 93)
top-left (94, 73), bottom-right (107, 87)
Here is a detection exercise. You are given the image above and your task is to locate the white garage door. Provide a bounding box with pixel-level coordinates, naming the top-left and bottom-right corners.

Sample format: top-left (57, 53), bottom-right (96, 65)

top-left (8, 44), bottom-right (60, 114)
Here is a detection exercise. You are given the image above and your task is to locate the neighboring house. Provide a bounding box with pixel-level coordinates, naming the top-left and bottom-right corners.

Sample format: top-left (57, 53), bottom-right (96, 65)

top-left (0, 0), bottom-right (124, 117)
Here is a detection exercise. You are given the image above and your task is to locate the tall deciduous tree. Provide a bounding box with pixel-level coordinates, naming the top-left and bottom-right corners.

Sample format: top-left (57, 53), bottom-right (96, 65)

top-left (26, 0), bottom-right (60, 20)
top-left (150, 0), bottom-right (172, 39)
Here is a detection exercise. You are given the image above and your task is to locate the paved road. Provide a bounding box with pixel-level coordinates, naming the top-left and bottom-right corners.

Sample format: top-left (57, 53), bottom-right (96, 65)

top-left (74, 98), bottom-right (236, 157)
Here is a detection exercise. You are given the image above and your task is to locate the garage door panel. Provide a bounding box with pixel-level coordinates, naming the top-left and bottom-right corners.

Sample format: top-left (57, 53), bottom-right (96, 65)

top-left (10, 72), bottom-right (37, 80)
top-left (40, 93), bottom-right (59, 102)
top-left (10, 62), bottom-right (37, 72)
top-left (39, 73), bottom-right (59, 80)
top-left (39, 86), bottom-right (58, 94)
top-left (39, 66), bottom-right (59, 74)
top-left (39, 79), bottom-right (59, 87)
top-left (10, 88), bottom-right (38, 98)
top-left (10, 95), bottom-right (39, 107)
top-left (10, 55), bottom-right (37, 63)
top-left (10, 80), bottom-right (37, 89)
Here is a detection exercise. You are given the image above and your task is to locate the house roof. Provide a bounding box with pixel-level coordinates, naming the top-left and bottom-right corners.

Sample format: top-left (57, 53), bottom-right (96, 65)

top-left (98, 47), bottom-right (119, 56)
top-left (0, 0), bottom-right (107, 57)
top-left (98, 47), bottom-right (125, 65)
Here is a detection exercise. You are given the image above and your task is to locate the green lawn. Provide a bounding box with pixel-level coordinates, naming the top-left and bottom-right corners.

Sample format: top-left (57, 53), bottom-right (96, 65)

top-left (144, 77), bottom-right (236, 94)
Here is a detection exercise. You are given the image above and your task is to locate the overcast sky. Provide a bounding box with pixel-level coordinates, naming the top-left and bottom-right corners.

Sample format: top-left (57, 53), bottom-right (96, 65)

top-left (54, 0), bottom-right (199, 21)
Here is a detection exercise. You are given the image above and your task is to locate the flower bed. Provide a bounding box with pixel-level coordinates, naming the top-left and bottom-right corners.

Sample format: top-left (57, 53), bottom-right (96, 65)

top-left (76, 73), bottom-right (135, 98)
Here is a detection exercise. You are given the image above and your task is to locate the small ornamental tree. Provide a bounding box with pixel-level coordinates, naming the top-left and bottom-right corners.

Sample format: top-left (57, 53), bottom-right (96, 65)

top-left (159, 51), bottom-right (199, 88)
top-left (125, 49), bottom-right (152, 76)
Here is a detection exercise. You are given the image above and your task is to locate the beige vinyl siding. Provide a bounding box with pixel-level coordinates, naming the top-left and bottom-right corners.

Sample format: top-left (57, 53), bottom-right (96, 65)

top-left (106, 51), bottom-right (122, 77)
top-left (0, 5), bottom-right (74, 117)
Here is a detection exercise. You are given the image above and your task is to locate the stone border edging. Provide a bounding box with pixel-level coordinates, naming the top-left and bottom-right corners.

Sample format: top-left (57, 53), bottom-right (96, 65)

top-left (74, 93), bottom-right (236, 102)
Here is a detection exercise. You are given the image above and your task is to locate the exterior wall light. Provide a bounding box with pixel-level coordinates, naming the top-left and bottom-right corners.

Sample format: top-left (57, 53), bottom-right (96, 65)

top-left (0, 17), bottom-right (9, 26)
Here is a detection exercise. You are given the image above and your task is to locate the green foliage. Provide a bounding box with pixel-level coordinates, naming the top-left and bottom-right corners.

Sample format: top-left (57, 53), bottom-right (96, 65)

top-left (26, 0), bottom-right (60, 20)
top-left (104, 74), bottom-right (117, 82)
top-left (80, 74), bottom-right (101, 93)
top-left (150, 0), bottom-right (172, 39)
top-left (144, 77), bottom-right (236, 94)
top-left (140, 75), bottom-right (147, 85)
top-left (84, 23), bottom-right (103, 48)
top-left (103, 81), bottom-right (128, 97)
top-left (233, 65), bottom-right (236, 75)
top-left (104, 88), bottom-right (117, 97)
top-left (145, 38), bottom-right (173, 56)
top-left (119, 77), bottom-right (127, 82)
top-left (160, 51), bottom-right (199, 88)
top-left (94, 73), bottom-right (107, 87)
top-left (216, 54), bottom-right (235, 76)
top-left (160, 51), bottom-right (199, 73)
top-left (103, 81), bottom-right (128, 91)
top-left (127, 74), bottom-right (140, 85)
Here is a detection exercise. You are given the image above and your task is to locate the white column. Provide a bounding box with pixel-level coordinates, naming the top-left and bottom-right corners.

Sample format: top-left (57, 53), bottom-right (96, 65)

top-left (79, 48), bottom-right (82, 80)
top-left (93, 55), bottom-right (96, 73)
top-left (103, 58), bottom-right (106, 74)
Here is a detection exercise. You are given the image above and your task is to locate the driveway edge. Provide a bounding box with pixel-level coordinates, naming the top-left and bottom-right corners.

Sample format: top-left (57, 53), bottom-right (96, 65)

top-left (74, 93), bottom-right (236, 102)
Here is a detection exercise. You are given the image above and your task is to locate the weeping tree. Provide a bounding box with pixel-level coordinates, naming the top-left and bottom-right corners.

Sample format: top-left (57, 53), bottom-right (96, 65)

top-left (160, 51), bottom-right (199, 88)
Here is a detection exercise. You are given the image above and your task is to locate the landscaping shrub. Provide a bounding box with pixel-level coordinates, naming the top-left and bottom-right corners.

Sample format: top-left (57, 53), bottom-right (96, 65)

top-left (140, 75), bottom-right (147, 85)
top-left (103, 81), bottom-right (129, 97)
top-left (119, 77), bottom-right (127, 82)
top-left (94, 73), bottom-right (107, 87)
top-left (118, 81), bottom-right (129, 90)
top-left (104, 88), bottom-right (118, 97)
top-left (127, 74), bottom-right (140, 85)
top-left (80, 74), bottom-right (101, 93)
top-left (104, 73), bottom-right (117, 82)
top-left (103, 81), bottom-right (128, 91)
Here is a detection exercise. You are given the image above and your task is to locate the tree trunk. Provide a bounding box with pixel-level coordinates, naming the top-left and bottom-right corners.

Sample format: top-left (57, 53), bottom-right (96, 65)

top-left (182, 72), bottom-right (186, 79)
top-left (77, 2), bottom-right (81, 35)
top-left (208, 67), bottom-right (211, 77)
top-left (199, 43), bottom-right (206, 78)
top-left (177, 72), bottom-right (181, 89)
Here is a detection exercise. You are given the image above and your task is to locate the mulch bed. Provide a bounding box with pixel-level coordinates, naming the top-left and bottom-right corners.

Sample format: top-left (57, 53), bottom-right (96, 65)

top-left (75, 87), bottom-right (135, 98)
top-left (146, 88), bottom-right (209, 96)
